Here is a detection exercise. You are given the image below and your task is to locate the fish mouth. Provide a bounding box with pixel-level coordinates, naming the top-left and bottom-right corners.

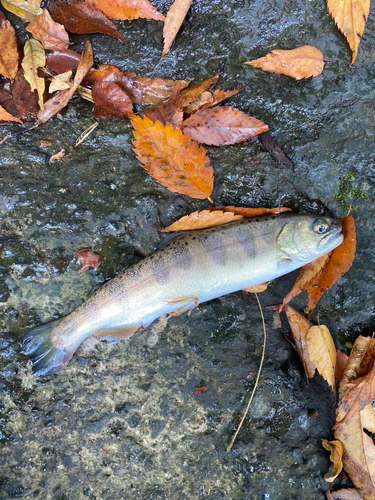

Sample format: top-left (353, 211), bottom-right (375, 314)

top-left (318, 223), bottom-right (343, 250)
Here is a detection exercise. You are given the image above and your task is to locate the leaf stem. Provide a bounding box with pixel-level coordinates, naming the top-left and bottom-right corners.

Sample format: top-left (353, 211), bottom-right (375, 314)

top-left (226, 292), bottom-right (267, 452)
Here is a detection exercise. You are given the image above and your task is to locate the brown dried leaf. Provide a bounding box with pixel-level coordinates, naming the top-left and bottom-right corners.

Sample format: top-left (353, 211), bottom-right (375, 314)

top-left (284, 306), bottom-right (316, 379)
top-left (26, 9), bottom-right (69, 51)
top-left (162, 0), bottom-right (193, 56)
top-left (184, 91), bottom-right (213, 114)
top-left (37, 40), bottom-right (93, 124)
top-left (86, 0), bottom-right (165, 21)
top-left (182, 106), bottom-right (269, 146)
top-left (326, 489), bottom-right (364, 500)
top-left (21, 38), bottom-right (45, 110)
top-left (1, 0), bottom-right (42, 21)
top-left (160, 206), bottom-right (291, 232)
top-left (280, 253), bottom-right (331, 309)
top-left (199, 87), bottom-right (244, 111)
top-left (322, 440), bottom-right (343, 481)
top-left (12, 68), bottom-right (38, 120)
top-left (180, 74), bottom-right (219, 107)
top-left (245, 46), bottom-right (325, 80)
top-left (307, 216), bottom-right (356, 316)
top-left (339, 336), bottom-right (375, 388)
top-left (131, 114), bottom-right (213, 199)
top-left (335, 349), bottom-right (349, 382)
top-left (48, 1), bottom-right (126, 43)
top-left (306, 325), bottom-right (337, 394)
top-left (0, 103), bottom-right (22, 123)
top-left (119, 75), bottom-right (191, 105)
top-left (92, 80), bottom-right (133, 119)
top-left (46, 49), bottom-right (81, 74)
top-left (328, 0), bottom-right (370, 63)
top-left (143, 93), bottom-right (184, 127)
top-left (0, 12), bottom-right (18, 80)
top-left (243, 283), bottom-right (268, 293)
top-left (49, 70), bottom-right (72, 93)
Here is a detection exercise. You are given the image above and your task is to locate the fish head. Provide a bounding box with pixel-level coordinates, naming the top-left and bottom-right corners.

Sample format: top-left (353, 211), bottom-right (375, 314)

top-left (276, 216), bottom-right (343, 262)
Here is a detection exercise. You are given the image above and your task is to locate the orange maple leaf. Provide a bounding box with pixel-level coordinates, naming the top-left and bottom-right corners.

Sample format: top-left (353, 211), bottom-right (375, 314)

top-left (245, 46), bottom-right (325, 80)
top-left (131, 115), bottom-right (214, 200)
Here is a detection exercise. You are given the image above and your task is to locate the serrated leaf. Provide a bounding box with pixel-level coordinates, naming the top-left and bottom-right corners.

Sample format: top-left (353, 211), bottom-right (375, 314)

top-left (1, 0), bottom-right (42, 20)
top-left (21, 38), bottom-right (45, 110)
top-left (26, 9), bottom-right (69, 51)
top-left (131, 115), bottom-right (213, 200)
top-left (328, 0), bottom-right (370, 63)
top-left (182, 106), bottom-right (269, 146)
top-left (162, 0), bottom-right (193, 56)
top-left (0, 12), bottom-right (18, 80)
top-left (245, 46), bottom-right (325, 80)
top-left (86, 0), bottom-right (165, 21)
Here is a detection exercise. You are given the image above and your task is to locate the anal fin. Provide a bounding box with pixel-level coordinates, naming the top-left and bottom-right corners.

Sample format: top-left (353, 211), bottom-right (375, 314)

top-left (93, 325), bottom-right (140, 342)
top-left (165, 297), bottom-right (199, 317)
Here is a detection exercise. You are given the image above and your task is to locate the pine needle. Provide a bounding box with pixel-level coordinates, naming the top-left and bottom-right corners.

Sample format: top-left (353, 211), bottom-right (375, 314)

top-left (226, 292), bottom-right (267, 452)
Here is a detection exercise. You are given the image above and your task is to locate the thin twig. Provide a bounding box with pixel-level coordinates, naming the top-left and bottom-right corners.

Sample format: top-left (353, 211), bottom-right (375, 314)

top-left (227, 292), bottom-right (267, 452)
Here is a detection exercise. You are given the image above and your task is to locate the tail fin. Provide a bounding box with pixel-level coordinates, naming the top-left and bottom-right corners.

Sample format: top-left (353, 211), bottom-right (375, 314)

top-left (22, 319), bottom-right (75, 377)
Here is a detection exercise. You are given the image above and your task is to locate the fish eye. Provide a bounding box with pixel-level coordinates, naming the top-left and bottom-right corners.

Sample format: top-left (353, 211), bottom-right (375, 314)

top-left (313, 219), bottom-right (330, 234)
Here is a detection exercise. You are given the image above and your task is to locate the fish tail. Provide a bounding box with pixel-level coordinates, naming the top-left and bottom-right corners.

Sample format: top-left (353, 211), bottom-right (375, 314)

top-left (22, 319), bottom-right (75, 377)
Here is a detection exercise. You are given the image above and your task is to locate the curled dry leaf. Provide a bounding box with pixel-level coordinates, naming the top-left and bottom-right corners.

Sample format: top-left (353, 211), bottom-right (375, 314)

top-left (86, 0), bottom-right (165, 21)
top-left (328, 0), bottom-right (370, 63)
top-left (160, 206), bottom-right (291, 232)
top-left (0, 12), bottom-right (18, 80)
top-left (198, 87), bottom-right (244, 111)
top-left (322, 440), bottom-right (343, 481)
top-left (243, 283), bottom-right (268, 293)
top-left (0, 103), bottom-right (22, 123)
top-left (131, 115), bottom-right (214, 200)
top-left (143, 93), bottom-right (184, 128)
top-left (307, 216), bottom-right (356, 316)
top-left (26, 9), bottom-right (69, 51)
top-left (48, 1), bottom-right (126, 44)
top-left (92, 80), bottom-right (133, 119)
top-left (182, 106), bottom-right (269, 146)
top-left (306, 325), bottom-right (337, 395)
top-left (1, 0), bottom-right (42, 21)
top-left (21, 38), bottom-right (45, 110)
top-left (284, 305), bottom-right (317, 380)
top-left (180, 73), bottom-right (219, 106)
top-left (49, 70), bottom-right (72, 93)
top-left (245, 46), bottom-right (325, 80)
top-left (162, 0), bottom-right (193, 56)
top-left (37, 40), bottom-right (93, 124)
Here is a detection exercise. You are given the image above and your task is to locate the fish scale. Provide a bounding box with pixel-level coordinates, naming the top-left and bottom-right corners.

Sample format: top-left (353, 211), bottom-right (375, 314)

top-left (22, 213), bottom-right (343, 376)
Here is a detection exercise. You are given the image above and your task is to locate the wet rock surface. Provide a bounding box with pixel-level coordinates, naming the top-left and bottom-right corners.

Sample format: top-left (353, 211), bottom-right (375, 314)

top-left (1, 0), bottom-right (375, 498)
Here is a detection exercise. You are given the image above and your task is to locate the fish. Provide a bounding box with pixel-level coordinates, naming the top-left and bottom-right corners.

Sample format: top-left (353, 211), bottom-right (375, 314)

top-left (22, 214), bottom-right (343, 377)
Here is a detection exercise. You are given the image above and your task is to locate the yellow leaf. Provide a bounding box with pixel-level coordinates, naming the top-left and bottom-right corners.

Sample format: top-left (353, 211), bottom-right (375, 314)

top-left (21, 38), bottom-right (45, 110)
top-left (131, 115), bottom-right (214, 200)
top-left (306, 325), bottom-right (336, 394)
top-left (322, 439), bottom-right (343, 482)
top-left (49, 70), bottom-right (72, 93)
top-left (1, 0), bottom-right (42, 21)
top-left (327, 0), bottom-right (370, 63)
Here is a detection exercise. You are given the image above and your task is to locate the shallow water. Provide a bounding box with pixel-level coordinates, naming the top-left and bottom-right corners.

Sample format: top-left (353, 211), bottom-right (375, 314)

top-left (1, 0), bottom-right (375, 498)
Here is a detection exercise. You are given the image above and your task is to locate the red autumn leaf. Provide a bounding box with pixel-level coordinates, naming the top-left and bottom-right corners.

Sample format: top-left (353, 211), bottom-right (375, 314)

top-left (307, 215), bottom-right (356, 316)
top-left (12, 69), bottom-right (39, 121)
top-left (37, 40), bottom-right (93, 124)
top-left (26, 9), bottom-right (69, 51)
top-left (0, 11), bottom-right (19, 80)
top-left (131, 114), bottom-right (214, 200)
top-left (0, 104), bottom-right (22, 124)
top-left (182, 106), bottom-right (269, 146)
top-left (162, 0), bottom-right (193, 56)
top-left (86, 0), bottom-right (165, 21)
top-left (46, 49), bottom-right (81, 74)
top-left (48, 1), bottom-right (126, 44)
top-left (82, 65), bottom-right (125, 87)
top-left (77, 248), bottom-right (102, 274)
top-left (160, 206), bottom-right (291, 231)
top-left (92, 80), bottom-right (133, 119)
top-left (143, 93), bottom-right (184, 127)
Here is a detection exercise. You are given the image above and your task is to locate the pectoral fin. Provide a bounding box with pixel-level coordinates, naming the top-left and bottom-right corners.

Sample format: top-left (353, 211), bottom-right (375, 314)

top-left (93, 325), bottom-right (140, 342)
top-left (165, 297), bottom-right (199, 317)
